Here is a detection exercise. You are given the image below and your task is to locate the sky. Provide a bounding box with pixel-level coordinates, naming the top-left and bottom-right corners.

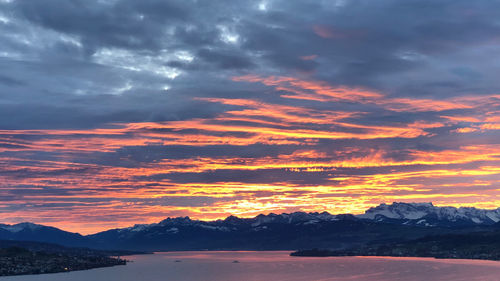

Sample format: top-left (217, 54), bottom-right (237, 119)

top-left (1, 0), bottom-right (500, 234)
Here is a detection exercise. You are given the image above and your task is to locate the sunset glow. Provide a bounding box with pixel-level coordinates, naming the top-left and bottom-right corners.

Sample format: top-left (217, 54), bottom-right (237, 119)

top-left (2, 75), bottom-right (500, 234)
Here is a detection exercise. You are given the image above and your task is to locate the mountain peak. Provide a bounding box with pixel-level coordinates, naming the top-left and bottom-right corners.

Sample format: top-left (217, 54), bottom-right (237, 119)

top-left (223, 215), bottom-right (247, 224)
top-left (380, 202), bottom-right (434, 208)
top-left (0, 222), bottom-right (44, 233)
top-left (159, 216), bottom-right (193, 226)
top-left (359, 202), bottom-right (434, 220)
top-left (358, 202), bottom-right (500, 225)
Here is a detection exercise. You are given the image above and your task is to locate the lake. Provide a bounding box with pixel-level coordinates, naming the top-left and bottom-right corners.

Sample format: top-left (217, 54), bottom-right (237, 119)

top-left (3, 251), bottom-right (500, 281)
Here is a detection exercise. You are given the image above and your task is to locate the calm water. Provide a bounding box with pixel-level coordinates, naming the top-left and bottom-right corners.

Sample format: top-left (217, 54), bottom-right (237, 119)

top-left (3, 251), bottom-right (500, 281)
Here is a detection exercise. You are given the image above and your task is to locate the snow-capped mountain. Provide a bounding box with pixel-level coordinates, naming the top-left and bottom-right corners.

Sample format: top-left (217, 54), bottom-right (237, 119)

top-left (112, 212), bottom-right (340, 235)
top-left (86, 212), bottom-right (362, 250)
top-left (3, 203), bottom-right (500, 251)
top-left (0, 222), bottom-right (43, 233)
top-left (249, 211), bottom-right (339, 226)
top-left (357, 202), bottom-right (500, 226)
top-left (0, 222), bottom-right (85, 246)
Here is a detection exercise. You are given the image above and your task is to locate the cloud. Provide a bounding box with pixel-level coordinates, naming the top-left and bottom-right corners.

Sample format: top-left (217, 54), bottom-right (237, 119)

top-left (1, 0), bottom-right (500, 233)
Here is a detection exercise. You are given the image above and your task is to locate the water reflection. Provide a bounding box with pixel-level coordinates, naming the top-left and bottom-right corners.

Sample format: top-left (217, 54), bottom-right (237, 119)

top-left (3, 251), bottom-right (500, 281)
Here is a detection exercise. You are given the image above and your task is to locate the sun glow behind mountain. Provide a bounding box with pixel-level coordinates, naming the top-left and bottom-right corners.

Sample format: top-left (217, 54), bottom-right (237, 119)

top-left (1, 0), bottom-right (500, 234)
top-left (2, 75), bottom-right (500, 234)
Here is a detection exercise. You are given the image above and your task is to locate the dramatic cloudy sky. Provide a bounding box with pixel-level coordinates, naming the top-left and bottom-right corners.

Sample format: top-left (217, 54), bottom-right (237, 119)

top-left (2, 0), bottom-right (500, 234)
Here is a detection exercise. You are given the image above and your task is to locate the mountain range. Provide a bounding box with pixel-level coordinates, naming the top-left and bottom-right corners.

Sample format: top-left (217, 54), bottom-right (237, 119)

top-left (359, 202), bottom-right (500, 226)
top-left (2, 202), bottom-right (500, 251)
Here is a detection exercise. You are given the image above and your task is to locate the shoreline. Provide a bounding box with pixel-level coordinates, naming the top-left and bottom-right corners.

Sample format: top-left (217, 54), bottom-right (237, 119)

top-left (290, 249), bottom-right (500, 262)
top-left (0, 262), bottom-right (127, 278)
top-left (0, 247), bottom-right (129, 277)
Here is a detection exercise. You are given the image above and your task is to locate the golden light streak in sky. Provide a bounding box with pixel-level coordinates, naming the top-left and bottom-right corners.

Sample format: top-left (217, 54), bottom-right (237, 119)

top-left (1, 75), bottom-right (500, 234)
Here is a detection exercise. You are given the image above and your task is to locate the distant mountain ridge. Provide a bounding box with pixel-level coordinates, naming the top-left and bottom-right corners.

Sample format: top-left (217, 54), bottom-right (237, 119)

top-left (2, 202), bottom-right (500, 251)
top-left (358, 202), bottom-right (500, 227)
top-left (0, 222), bottom-right (85, 246)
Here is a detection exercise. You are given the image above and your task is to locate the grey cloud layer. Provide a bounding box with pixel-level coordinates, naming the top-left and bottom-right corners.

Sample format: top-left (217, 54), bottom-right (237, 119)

top-left (1, 0), bottom-right (500, 129)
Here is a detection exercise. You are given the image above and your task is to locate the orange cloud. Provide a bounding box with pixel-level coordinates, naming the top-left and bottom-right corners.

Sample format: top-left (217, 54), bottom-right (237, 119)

top-left (232, 75), bottom-right (483, 113)
top-left (2, 74), bottom-right (500, 234)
